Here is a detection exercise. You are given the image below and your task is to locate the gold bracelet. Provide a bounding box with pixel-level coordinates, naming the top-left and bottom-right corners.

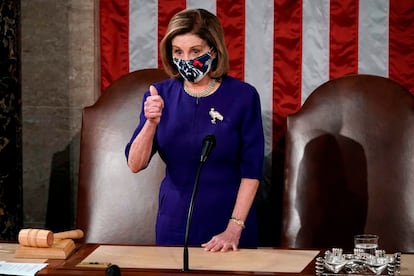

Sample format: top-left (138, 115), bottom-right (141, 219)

top-left (230, 217), bottom-right (245, 229)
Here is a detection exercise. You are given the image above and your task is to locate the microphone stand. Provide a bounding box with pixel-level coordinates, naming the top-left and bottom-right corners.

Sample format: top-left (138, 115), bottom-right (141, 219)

top-left (183, 160), bottom-right (205, 272)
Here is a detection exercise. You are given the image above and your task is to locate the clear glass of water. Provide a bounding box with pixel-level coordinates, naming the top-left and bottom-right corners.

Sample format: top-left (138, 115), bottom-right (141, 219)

top-left (354, 234), bottom-right (379, 255)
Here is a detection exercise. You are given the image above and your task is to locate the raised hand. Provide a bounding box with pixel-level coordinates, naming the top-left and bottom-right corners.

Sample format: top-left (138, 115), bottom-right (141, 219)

top-left (144, 85), bottom-right (164, 125)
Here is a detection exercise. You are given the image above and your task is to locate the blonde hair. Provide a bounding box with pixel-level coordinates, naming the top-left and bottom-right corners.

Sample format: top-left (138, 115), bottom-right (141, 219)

top-left (160, 9), bottom-right (229, 79)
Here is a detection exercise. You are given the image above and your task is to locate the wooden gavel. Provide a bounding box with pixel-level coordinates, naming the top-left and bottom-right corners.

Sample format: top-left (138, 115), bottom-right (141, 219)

top-left (18, 229), bottom-right (84, 248)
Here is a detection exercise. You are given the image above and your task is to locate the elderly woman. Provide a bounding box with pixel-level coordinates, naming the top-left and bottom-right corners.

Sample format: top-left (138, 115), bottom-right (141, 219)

top-left (125, 8), bottom-right (264, 252)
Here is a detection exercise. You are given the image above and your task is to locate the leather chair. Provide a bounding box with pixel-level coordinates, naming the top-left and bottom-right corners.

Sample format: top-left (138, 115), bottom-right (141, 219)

top-left (281, 74), bottom-right (414, 253)
top-left (77, 68), bottom-right (168, 244)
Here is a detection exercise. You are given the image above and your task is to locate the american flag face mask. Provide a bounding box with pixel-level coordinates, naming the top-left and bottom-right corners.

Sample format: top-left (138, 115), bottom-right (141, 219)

top-left (173, 51), bottom-right (214, 83)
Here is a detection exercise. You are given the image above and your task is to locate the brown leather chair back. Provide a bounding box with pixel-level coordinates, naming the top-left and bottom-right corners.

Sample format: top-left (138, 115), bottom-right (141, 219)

top-left (281, 74), bottom-right (414, 253)
top-left (77, 69), bottom-right (168, 244)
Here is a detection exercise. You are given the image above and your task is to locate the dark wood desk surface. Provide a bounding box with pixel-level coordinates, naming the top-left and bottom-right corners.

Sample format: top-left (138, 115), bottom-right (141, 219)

top-left (36, 244), bottom-right (319, 276)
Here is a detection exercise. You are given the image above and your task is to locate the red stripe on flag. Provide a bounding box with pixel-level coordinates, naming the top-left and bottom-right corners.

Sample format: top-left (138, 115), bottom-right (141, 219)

top-left (158, 0), bottom-right (186, 68)
top-left (329, 0), bottom-right (358, 79)
top-left (100, 0), bottom-right (130, 92)
top-left (217, 1), bottom-right (245, 80)
top-left (389, 1), bottom-right (414, 95)
top-left (273, 0), bottom-right (302, 147)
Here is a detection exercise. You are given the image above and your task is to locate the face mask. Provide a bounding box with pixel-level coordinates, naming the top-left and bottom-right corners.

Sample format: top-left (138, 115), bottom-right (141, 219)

top-left (173, 52), bottom-right (214, 83)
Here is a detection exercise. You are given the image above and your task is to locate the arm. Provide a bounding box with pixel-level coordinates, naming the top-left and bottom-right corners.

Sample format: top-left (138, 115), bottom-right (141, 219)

top-left (127, 120), bottom-right (158, 172)
top-left (202, 85), bottom-right (264, 252)
top-left (127, 85), bottom-right (164, 173)
top-left (201, 177), bottom-right (259, 252)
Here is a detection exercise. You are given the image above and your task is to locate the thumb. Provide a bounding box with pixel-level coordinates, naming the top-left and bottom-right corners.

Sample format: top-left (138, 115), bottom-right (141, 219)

top-left (149, 85), bottom-right (158, 96)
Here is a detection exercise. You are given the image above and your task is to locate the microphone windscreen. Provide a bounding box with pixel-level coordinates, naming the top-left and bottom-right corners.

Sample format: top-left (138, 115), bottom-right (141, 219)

top-left (106, 264), bottom-right (121, 276)
top-left (200, 134), bottom-right (216, 162)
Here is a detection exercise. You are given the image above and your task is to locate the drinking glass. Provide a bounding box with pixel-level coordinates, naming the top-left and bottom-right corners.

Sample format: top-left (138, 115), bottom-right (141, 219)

top-left (354, 234), bottom-right (379, 255)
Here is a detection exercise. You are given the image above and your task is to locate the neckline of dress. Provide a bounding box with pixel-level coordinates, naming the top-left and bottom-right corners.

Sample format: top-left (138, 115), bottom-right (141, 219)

top-left (183, 78), bottom-right (217, 98)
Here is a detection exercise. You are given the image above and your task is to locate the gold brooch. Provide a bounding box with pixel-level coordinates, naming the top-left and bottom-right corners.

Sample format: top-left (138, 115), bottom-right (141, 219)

top-left (209, 108), bottom-right (223, 124)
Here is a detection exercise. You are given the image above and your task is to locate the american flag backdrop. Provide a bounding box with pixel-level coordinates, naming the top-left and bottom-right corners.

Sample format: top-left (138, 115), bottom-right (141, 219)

top-left (99, 0), bottom-right (414, 245)
top-left (100, 0), bottom-right (414, 178)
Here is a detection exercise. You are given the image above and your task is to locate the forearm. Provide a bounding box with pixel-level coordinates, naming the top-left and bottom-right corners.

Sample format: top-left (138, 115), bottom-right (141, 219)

top-left (127, 120), bottom-right (157, 173)
top-left (230, 178), bottom-right (260, 226)
top-left (201, 178), bottom-right (259, 251)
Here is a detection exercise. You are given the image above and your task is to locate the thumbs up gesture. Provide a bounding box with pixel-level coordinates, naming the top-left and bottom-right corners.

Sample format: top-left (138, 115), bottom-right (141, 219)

top-left (144, 85), bottom-right (164, 125)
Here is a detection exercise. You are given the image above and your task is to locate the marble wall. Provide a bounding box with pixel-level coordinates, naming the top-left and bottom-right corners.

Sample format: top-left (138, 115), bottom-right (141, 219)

top-left (20, 0), bottom-right (98, 232)
top-left (0, 0), bottom-right (23, 240)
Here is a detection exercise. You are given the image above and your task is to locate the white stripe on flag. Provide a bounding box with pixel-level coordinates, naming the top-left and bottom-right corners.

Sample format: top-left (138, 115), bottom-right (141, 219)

top-left (129, 0), bottom-right (158, 71)
top-left (245, 0), bottom-right (274, 156)
top-left (186, 0), bottom-right (216, 13)
top-left (301, 0), bottom-right (330, 104)
top-left (358, 0), bottom-right (389, 77)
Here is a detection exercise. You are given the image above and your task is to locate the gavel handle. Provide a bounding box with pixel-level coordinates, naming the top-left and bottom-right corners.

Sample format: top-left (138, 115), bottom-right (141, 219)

top-left (53, 229), bottom-right (84, 240)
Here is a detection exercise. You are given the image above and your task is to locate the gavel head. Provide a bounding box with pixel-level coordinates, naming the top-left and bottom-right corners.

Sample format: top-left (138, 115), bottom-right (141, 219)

top-left (18, 229), bottom-right (54, 247)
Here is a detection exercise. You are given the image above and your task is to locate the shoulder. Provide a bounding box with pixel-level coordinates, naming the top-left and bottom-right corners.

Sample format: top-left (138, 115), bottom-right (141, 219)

top-left (143, 78), bottom-right (181, 98)
top-left (222, 75), bottom-right (254, 88)
top-left (221, 76), bottom-right (260, 100)
top-left (153, 77), bottom-right (181, 92)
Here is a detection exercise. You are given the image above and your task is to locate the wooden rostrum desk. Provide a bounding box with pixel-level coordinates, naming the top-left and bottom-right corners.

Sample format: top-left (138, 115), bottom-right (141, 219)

top-left (35, 243), bottom-right (320, 276)
top-left (4, 243), bottom-right (414, 275)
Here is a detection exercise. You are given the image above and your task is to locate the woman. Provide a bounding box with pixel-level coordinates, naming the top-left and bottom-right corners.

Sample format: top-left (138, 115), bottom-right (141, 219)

top-left (125, 8), bottom-right (264, 252)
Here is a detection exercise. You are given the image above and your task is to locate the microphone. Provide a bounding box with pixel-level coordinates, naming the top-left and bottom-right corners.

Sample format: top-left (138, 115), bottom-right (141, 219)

top-left (183, 134), bottom-right (216, 272)
top-left (106, 264), bottom-right (121, 276)
top-left (200, 134), bottom-right (216, 162)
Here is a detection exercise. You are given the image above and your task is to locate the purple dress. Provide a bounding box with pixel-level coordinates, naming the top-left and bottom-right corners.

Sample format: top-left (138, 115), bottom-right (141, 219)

top-left (125, 75), bottom-right (264, 247)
